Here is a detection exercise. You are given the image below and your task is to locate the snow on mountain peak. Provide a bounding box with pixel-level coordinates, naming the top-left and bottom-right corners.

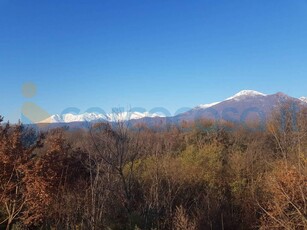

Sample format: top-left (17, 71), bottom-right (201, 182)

top-left (38, 111), bottom-right (163, 124)
top-left (39, 113), bottom-right (105, 123)
top-left (299, 97), bottom-right (307, 103)
top-left (197, 102), bottom-right (221, 109)
top-left (226, 90), bottom-right (267, 101)
top-left (104, 111), bottom-right (163, 122)
top-left (195, 90), bottom-right (266, 109)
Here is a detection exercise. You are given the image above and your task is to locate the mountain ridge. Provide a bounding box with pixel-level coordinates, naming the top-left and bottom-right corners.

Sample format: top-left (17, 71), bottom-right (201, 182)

top-left (37, 90), bottom-right (307, 126)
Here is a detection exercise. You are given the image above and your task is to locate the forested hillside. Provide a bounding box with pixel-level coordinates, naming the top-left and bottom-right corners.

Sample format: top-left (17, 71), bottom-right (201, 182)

top-left (0, 106), bottom-right (306, 230)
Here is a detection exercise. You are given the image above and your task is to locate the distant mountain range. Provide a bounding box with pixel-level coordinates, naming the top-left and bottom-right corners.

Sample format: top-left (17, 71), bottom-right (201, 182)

top-left (37, 90), bottom-right (307, 129)
top-left (39, 111), bottom-right (162, 123)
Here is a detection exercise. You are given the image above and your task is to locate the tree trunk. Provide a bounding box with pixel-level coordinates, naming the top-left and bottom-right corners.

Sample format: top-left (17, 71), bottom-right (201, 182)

top-left (6, 219), bottom-right (11, 230)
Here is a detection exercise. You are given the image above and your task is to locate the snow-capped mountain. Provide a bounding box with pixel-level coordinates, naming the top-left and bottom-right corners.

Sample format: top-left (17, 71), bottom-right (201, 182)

top-left (174, 90), bottom-right (307, 122)
top-left (38, 90), bottom-right (307, 127)
top-left (226, 90), bottom-right (267, 101)
top-left (104, 111), bottom-right (163, 122)
top-left (40, 113), bottom-right (105, 123)
top-left (39, 111), bottom-right (163, 124)
top-left (299, 97), bottom-right (307, 104)
top-left (195, 90), bottom-right (267, 110)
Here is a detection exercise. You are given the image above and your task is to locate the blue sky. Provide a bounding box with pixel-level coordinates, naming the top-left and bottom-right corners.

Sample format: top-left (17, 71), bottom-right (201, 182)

top-left (1, 0), bottom-right (307, 122)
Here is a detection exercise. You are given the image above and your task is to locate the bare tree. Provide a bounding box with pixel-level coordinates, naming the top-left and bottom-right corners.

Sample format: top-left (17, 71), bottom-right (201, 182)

top-left (87, 113), bottom-right (143, 228)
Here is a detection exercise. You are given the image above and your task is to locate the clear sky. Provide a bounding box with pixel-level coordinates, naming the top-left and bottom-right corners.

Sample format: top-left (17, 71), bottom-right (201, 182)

top-left (1, 0), bottom-right (307, 122)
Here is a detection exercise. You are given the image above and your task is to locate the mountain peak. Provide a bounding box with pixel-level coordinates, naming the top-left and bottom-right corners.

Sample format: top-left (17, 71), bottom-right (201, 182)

top-left (275, 92), bottom-right (287, 96)
top-left (226, 90), bottom-right (267, 100)
top-left (300, 97), bottom-right (307, 103)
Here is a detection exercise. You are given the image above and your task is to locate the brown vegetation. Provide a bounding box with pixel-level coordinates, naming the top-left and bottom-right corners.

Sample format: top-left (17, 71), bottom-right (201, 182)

top-left (0, 107), bottom-right (306, 229)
